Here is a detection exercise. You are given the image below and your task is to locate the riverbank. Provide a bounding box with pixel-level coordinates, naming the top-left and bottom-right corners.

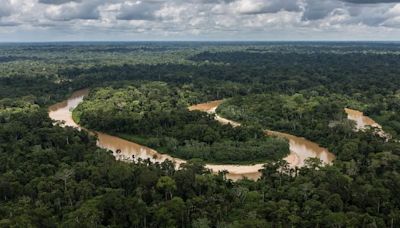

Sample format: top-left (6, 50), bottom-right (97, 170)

top-left (189, 100), bottom-right (335, 168)
top-left (48, 89), bottom-right (279, 180)
top-left (71, 85), bottom-right (291, 165)
top-left (49, 88), bottom-right (338, 180)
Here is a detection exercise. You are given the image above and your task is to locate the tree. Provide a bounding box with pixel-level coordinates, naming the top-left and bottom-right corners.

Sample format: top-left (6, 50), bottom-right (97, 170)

top-left (62, 199), bottom-right (103, 228)
top-left (55, 168), bottom-right (74, 192)
top-left (326, 194), bottom-right (343, 212)
top-left (192, 218), bottom-right (210, 228)
top-left (157, 176), bottom-right (177, 200)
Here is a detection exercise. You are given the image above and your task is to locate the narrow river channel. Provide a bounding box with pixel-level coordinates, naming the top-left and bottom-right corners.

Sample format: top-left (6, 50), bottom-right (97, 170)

top-left (49, 89), bottom-right (339, 180)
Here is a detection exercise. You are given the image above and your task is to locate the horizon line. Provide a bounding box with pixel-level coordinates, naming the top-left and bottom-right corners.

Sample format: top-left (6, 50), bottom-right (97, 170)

top-left (1, 40), bottom-right (400, 44)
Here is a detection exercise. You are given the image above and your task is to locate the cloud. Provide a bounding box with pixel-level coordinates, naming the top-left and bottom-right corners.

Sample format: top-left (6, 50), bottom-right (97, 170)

top-left (345, 3), bottom-right (392, 25)
top-left (341, 0), bottom-right (400, 3)
top-left (1, 0), bottom-right (400, 41)
top-left (301, 0), bottom-right (398, 23)
top-left (302, 0), bottom-right (343, 21)
top-left (230, 0), bottom-right (300, 15)
top-left (39, 0), bottom-right (81, 5)
top-left (45, 1), bottom-right (102, 21)
top-left (0, 20), bottom-right (20, 26)
top-left (0, 0), bottom-right (13, 18)
top-left (116, 1), bottom-right (163, 21)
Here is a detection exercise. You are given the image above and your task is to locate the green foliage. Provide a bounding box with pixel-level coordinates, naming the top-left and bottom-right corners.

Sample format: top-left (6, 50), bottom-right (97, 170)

top-left (217, 92), bottom-right (363, 154)
top-left (74, 83), bottom-right (290, 164)
top-left (1, 42), bottom-right (400, 227)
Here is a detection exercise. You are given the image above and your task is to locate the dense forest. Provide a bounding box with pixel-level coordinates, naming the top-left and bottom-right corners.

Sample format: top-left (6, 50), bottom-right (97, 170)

top-left (73, 83), bottom-right (289, 164)
top-left (216, 92), bottom-right (395, 160)
top-left (1, 42), bottom-right (400, 227)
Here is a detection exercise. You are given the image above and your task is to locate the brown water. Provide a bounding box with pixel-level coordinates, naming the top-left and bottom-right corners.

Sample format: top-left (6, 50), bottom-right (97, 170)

top-left (49, 91), bottom-right (272, 180)
top-left (48, 88), bottom-right (90, 128)
top-left (344, 108), bottom-right (390, 139)
top-left (344, 108), bottom-right (381, 130)
top-left (189, 100), bottom-right (335, 172)
top-left (49, 89), bottom-right (186, 163)
top-left (49, 91), bottom-right (337, 181)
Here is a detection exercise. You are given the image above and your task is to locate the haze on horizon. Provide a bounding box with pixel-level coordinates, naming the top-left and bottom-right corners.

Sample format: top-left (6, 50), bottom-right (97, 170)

top-left (2, 0), bottom-right (400, 42)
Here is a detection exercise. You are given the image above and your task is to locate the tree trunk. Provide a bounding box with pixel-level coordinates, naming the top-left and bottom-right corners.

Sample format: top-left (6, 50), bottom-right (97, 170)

top-left (377, 201), bottom-right (380, 213)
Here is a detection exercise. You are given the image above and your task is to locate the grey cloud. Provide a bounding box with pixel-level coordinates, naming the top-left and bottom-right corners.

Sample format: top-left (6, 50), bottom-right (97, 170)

top-left (302, 0), bottom-right (342, 21)
top-left (194, 0), bottom-right (235, 3)
top-left (117, 2), bottom-right (163, 20)
top-left (261, 0), bottom-right (300, 14)
top-left (360, 16), bottom-right (388, 25)
top-left (301, 0), bottom-right (396, 28)
top-left (39, 0), bottom-right (81, 5)
top-left (0, 0), bottom-right (13, 18)
top-left (381, 17), bottom-right (400, 27)
top-left (2, 0), bottom-right (400, 41)
top-left (301, 0), bottom-right (400, 22)
top-left (0, 9), bottom-right (11, 18)
top-left (341, 0), bottom-right (400, 3)
top-left (0, 21), bottom-right (20, 26)
top-left (45, 0), bottom-right (102, 21)
top-left (346, 4), bottom-right (392, 26)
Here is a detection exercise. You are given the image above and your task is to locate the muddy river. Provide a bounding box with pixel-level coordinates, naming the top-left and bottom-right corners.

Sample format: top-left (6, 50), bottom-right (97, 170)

top-left (49, 91), bottom-right (336, 180)
top-left (189, 100), bottom-right (335, 175)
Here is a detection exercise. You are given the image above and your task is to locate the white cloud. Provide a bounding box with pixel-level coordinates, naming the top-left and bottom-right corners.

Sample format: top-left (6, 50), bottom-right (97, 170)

top-left (233, 0), bottom-right (299, 14)
top-left (39, 0), bottom-right (81, 5)
top-left (1, 0), bottom-right (400, 41)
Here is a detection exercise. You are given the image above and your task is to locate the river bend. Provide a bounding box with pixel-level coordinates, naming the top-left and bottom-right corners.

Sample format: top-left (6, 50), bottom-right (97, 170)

top-left (49, 90), bottom-right (340, 180)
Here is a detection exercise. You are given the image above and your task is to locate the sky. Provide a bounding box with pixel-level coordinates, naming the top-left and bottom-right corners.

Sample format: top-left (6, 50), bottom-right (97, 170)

top-left (1, 0), bottom-right (400, 41)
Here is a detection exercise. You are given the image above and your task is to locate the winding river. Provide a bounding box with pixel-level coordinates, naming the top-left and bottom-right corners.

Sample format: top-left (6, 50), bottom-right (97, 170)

top-left (188, 100), bottom-right (335, 169)
top-left (49, 89), bottom-right (338, 180)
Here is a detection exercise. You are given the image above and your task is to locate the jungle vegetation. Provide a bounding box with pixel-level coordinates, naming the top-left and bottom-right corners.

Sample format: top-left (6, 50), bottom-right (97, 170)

top-left (1, 42), bottom-right (400, 227)
top-left (73, 82), bottom-right (289, 164)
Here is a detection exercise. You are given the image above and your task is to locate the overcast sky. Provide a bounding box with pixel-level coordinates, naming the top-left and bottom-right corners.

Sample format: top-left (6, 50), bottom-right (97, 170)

top-left (1, 0), bottom-right (400, 41)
